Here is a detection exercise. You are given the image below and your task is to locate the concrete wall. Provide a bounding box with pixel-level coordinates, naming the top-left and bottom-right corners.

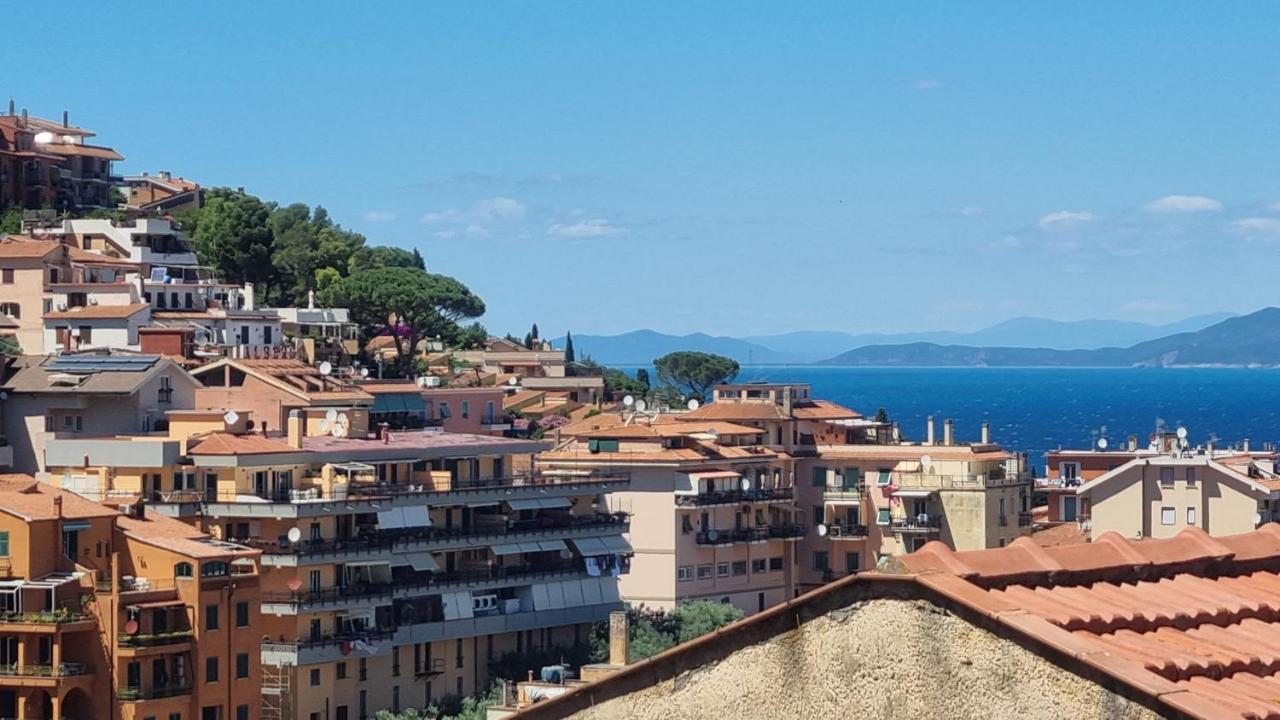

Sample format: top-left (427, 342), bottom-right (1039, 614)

top-left (1084, 462), bottom-right (1264, 540)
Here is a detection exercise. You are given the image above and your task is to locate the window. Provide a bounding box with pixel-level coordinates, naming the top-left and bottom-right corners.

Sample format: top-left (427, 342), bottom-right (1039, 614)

top-left (78, 326), bottom-right (92, 344)
top-left (876, 469), bottom-right (893, 487)
top-left (696, 564), bottom-right (713, 579)
top-left (0, 532), bottom-right (9, 558)
top-left (1160, 467), bottom-right (1175, 485)
top-left (677, 565), bottom-right (693, 581)
top-left (1061, 463), bottom-right (1080, 480)
top-left (205, 656), bottom-right (218, 682)
top-left (813, 551), bottom-right (829, 572)
top-left (1, 269), bottom-right (11, 284)
top-left (0, 303), bottom-right (17, 319)
top-left (158, 376), bottom-right (173, 404)
top-left (336, 662), bottom-right (347, 679)
top-left (204, 604), bottom-right (218, 630)
top-left (175, 562), bottom-right (193, 578)
top-left (237, 706), bottom-right (249, 720)
top-left (461, 401), bottom-right (470, 419)
top-left (811, 466), bottom-right (827, 487)
top-left (1187, 507), bottom-right (1197, 525)
top-left (845, 552), bottom-right (860, 573)
top-left (732, 561), bottom-right (748, 576)
top-left (235, 601), bottom-right (249, 627)
top-left (1186, 467), bottom-right (1197, 485)
top-left (1161, 507), bottom-right (1176, 525)
top-left (876, 508), bottom-right (891, 525)
top-left (440, 402), bottom-right (451, 419)
top-left (310, 668), bottom-right (321, 686)
top-left (263, 326), bottom-right (273, 344)
top-left (455, 639), bottom-right (464, 669)
top-left (202, 709), bottom-right (220, 720)
top-left (202, 561), bottom-right (229, 577)
top-left (812, 505), bottom-right (823, 525)
top-left (769, 556), bottom-right (783, 571)
top-left (236, 653), bottom-right (249, 678)
top-left (716, 562), bottom-right (730, 577)
top-left (751, 558), bottom-right (767, 573)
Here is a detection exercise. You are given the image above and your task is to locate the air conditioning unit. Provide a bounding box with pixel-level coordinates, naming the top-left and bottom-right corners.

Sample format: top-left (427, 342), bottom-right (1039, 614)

top-left (829, 525), bottom-right (843, 538)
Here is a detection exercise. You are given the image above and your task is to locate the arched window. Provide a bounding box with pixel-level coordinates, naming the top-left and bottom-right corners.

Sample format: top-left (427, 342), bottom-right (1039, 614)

top-left (174, 562), bottom-right (193, 578)
top-left (0, 303), bottom-right (18, 319)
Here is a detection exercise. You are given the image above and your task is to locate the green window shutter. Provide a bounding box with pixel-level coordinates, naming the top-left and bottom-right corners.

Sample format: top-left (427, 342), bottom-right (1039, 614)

top-left (0, 531), bottom-right (8, 557)
top-left (877, 508), bottom-right (891, 525)
top-left (845, 468), bottom-right (861, 489)
top-left (812, 467), bottom-right (826, 486)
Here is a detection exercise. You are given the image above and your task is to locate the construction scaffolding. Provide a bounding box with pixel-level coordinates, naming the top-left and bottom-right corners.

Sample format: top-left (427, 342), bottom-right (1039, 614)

top-left (262, 663), bottom-right (293, 720)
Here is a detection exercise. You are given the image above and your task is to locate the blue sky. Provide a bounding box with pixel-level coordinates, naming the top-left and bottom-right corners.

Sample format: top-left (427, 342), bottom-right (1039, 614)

top-left (7, 2), bottom-right (1280, 337)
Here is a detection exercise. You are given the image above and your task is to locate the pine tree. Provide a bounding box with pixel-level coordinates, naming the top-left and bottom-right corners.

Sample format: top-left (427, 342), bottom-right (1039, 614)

top-left (523, 332), bottom-right (533, 349)
top-left (564, 331), bottom-right (576, 362)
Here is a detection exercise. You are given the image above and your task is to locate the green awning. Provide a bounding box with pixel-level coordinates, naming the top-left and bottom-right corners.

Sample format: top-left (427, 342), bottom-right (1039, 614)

top-left (371, 393), bottom-right (426, 415)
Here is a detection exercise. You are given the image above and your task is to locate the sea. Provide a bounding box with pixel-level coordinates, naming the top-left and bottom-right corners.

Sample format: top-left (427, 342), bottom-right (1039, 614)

top-left (619, 366), bottom-right (1280, 473)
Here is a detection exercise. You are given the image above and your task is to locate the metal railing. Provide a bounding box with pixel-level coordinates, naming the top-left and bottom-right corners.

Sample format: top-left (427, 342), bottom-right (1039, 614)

top-left (880, 470), bottom-right (1028, 491)
top-left (889, 516), bottom-right (943, 533)
top-left (826, 523), bottom-right (869, 539)
top-left (117, 681), bottom-right (193, 700)
top-left (694, 524), bottom-right (807, 545)
top-left (674, 487), bottom-right (793, 507)
top-left (0, 662), bottom-right (90, 677)
top-left (117, 630), bottom-right (194, 648)
top-left (0, 609), bottom-right (89, 625)
top-left (266, 627), bottom-right (396, 651)
top-left (261, 562), bottom-right (588, 606)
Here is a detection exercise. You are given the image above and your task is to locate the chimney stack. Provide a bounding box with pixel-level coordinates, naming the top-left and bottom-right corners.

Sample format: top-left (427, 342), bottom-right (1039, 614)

top-left (980, 422), bottom-right (990, 445)
top-left (926, 416), bottom-right (935, 446)
top-left (62, 110), bottom-right (68, 127)
top-left (1244, 437), bottom-right (1251, 453)
top-left (1127, 434), bottom-right (1138, 452)
top-left (608, 610), bottom-right (630, 666)
top-left (287, 410), bottom-right (303, 449)
top-left (20, 108), bottom-right (27, 126)
top-left (943, 419), bottom-right (954, 447)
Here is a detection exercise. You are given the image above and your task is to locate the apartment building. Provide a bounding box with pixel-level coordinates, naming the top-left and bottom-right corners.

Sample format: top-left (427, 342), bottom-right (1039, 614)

top-left (537, 412), bottom-right (802, 615)
top-left (362, 383), bottom-right (511, 436)
top-left (0, 474), bottom-right (262, 720)
top-left (190, 358), bottom-right (374, 434)
top-left (431, 337), bottom-right (604, 405)
top-left (0, 106), bottom-right (122, 212)
top-left (1, 353), bottom-right (199, 473)
top-left (120, 171), bottom-right (206, 214)
top-left (39, 404), bottom-right (630, 719)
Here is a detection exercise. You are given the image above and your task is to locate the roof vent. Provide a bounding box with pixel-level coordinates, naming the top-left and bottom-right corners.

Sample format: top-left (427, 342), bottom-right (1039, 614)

top-left (48, 373), bottom-right (83, 387)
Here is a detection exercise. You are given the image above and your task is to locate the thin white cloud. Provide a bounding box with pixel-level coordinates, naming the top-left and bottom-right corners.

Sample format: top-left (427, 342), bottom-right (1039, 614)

top-left (958, 205), bottom-right (986, 217)
top-left (420, 197), bottom-right (526, 231)
top-left (433, 230), bottom-right (457, 239)
top-left (1037, 210), bottom-right (1095, 231)
top-left (547, 219), bottom-right (624, 238)
top-left (912, 79), bottom-right (944, 91)
top-left (420, 209), bottom-right (458, 224)
top-left (472, 196), bottom-right (526, 221)
top-left (1269, 201), bottom-right (1280, 212)
top-left (361, 210), bottom-right (397, 223)
top-left (1230, 217), bottom-right (1280, 236)
top-left (1144, 195), bottom-right (1222, 214)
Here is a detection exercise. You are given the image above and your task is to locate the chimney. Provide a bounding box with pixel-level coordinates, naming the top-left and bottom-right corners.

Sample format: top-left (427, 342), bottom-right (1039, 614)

top-left (287, 410), bottom-right (303, 449)
top-left (159, 170), bottom-right (170, 180)
top-left (980, 422), bottom-right (990, 445)
top-left (926, 416), bottom-right (935, 446)
top-left (1127, 434), bottom-right (1138, 452)
top-left (6, 99), bottom-right (13, 116)
top-left (1243, 437), bottom-right (1251, 453)
top-left (308, 290), bottom-right (316, 310)
top-left (62, 110), bottom-right (68, 127)
top-left (261, 421), bottom-right (269, 437)
top-left (20, 108), bottom-right (27, 126)
top-left (943, 419), bottom-right (954, 447)
top-left (608, 610), bottom-right (630, 665)
top-left (891, 423), bottom-right (901, 443)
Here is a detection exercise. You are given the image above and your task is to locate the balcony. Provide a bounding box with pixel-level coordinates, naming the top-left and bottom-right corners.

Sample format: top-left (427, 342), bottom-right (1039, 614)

top-left (674, 487), bottom-right (793, 507)
top-left (889, 516), bottom-right (943, 534)
top-left (0, 662), bottom-right (91, 678)
top-left (826, 523), bottom-right (868, 540)
top-left (823, 482), bottom-right (864, 499)
top-left (117, 680), bottom-right (193, 701)
top-left (0, 609), bottom-right (95, 631)
top-left (117, 629), bottom-right (194, 648)
top-left (694, 524), bottom-right (807, 546)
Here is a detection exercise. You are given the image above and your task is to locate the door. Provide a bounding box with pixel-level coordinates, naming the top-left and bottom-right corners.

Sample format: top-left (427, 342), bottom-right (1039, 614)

top-left (1062, 496), bottom-right (1078, 522)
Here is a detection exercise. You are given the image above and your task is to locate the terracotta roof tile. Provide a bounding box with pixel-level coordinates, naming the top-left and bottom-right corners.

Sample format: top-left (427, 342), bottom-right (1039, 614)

top-left (188, 432), bottom-right (299, 456)
top-left (45, 303), bottom-right (149, 320)
top-left (0, 475), bottom-right (120, 521)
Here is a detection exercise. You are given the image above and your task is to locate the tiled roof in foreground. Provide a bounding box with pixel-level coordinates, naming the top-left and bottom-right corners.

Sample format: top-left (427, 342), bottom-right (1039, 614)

top-left (513, 525), bottom-right (1280, 720)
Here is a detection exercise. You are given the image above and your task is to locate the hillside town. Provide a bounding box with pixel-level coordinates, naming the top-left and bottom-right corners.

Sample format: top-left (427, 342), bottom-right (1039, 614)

top-left (3, 103), bottom-right (1280, 720)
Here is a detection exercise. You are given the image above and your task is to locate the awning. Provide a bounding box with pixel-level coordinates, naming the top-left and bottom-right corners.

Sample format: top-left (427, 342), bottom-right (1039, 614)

top-left (466, 501), bottom-right (501, 509)
top-left (371, 393), bottom-right (427, 415)
top-left (377, 507), bottom-right (430, 529)
top-left (344, 560), bottom-right (392, 569)
top-left (892, 488), bottom-right (935, 498)
top-left (128, 600), bottom-right (185, 610)
top-left (569, 536), bottom-right (632, 557)
top-left (687, 470), bottom-right (741, 481)
top-left (824, 498), bottom-right (861, 506)
top-left (506, 497), bottom-right (572, 511)
top-left (377, 508), bottom-right (408, 529)
top-left (62, 521), bottom-right (92, 532)
top-left (491, 539), bottom-right (567, 555)
top-left (404, 551), bottom-right (439, 572)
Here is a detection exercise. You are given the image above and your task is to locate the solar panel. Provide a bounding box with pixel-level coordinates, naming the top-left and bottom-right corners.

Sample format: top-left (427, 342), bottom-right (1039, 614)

top-left (46, 354), bottom-right (160, 373)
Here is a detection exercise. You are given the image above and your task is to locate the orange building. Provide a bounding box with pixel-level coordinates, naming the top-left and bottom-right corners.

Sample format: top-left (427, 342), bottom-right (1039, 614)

top-left (0, 474), bottom-right (261, 720)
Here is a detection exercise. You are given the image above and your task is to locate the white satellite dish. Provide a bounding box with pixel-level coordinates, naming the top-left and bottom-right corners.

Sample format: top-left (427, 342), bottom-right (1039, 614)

top-left (337, 413), bottom-right (350, 427)
top-left (222, 410), bottom-right (240, 425)
top-left (286, 527), bottom-right (302, 544)
top-left (333, 423), bottom-right (347, 438)
top-left (1097, 438), bottom-right (1108, 450)
top-left (1176, 426), bottom-right (1188, 439)
top-left (1255, 512), bottom-right (1263, 525)
top-left (740, 477), bottom-right (752, 492)
top-left (635, 399), bottom-right (647, 412)
top-left (318, 419), bottom-right (330, 434)
top-left (360, 367), bottom-right (369, 378)
top-left (508, 377), bottom-right (519, 386)
top-left (816, 524), bottom-right (829, 537)
top-left (33, 131), bottom-right (54, 144)
top-left (687, 399), bottom-right (700, 411)
top-left (318, 361), bottom-right (333, 376)
top-left (920, 455), bottom-right (933, 470)
top-left (623, 395), bottom-right (635, 408)
top-left (325, 409), bottom-right (338, 423)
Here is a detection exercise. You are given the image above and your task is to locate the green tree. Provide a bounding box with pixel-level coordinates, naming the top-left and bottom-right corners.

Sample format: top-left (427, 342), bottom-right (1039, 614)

top-left (190, 188), bottom-right (276, 299)
top-left (351, 245), bottom-right (423, 272)
top-left (564, 331), bottom-right (575, 363)
top-left (653, 351), bottom-right (740, 403)
top-left (602, 368), bottom-right (648, 398)
top-left (270, 203), bottom-right (366, 306)
top-left (875, 407), bottom-right (890, 423)
top-left (0, 208), bottom-right (22, 234)
top-left (635, 368), bottom-right (651, 390)
top-left (628, 618), bottom-right (677, 661)
top-left (319, 267), bottom-right (485, 376)
top-left (673, 600), bottom-right (744, 643)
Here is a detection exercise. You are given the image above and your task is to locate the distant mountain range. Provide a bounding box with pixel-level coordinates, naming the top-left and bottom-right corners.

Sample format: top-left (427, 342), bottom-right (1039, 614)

top-left (819, 308), bottom-right (1280, 367)
top-left (557, 312), bottom-right (1235, 365)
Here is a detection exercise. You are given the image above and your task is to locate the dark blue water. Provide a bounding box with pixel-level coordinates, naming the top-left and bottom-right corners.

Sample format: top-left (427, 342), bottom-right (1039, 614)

top-left (624, 366), bottom-right (1280, 469)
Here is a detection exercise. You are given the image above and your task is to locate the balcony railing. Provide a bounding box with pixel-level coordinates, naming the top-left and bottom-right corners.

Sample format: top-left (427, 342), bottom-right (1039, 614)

top-left (1018, 511), bottom-right (1034, 527)
top-left (694, 524), bottom-right (807, 545)
top-left (117, 680), bottom-right (193, 700)
top-left (0, 609), bottom-right (89, 625)
top-left (0, 662), bottom-right (91, 677)
top-left (261, 561), bottom-right (592, 606)
top-left (117, 630), bottom-right (194, 648)
top-left (826, 523), bottom-right (869, 539)
top-left (889, 516), bottom-right (943, 533)
top-left (877, 470), bottom-right (1028, 491)
top-left (675, 487), bottom-right (793, 507)
top-left (345, 472), bottom-right (631, 499)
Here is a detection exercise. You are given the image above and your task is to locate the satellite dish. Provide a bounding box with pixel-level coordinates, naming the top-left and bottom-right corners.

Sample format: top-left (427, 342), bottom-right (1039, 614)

top-left (325, 409), bottom-right (338, 423)
top-left (33, 131), bottom-right (54, 144)
top-left (287, 577), bottom-right (303, 592)
top-left (360, 367), bottom-right (370, 378)
top-left (740, 477), bottom-right (752, 492)
top-left (687, 399), bottom-right (700, 411)
top-left (635, 399), bottom-right (647, 412)
top-left (706, 529), bottom-right (720, 542)
top-left (1255, 513), bottom-right (1263, 525)
top-left (508, 377), bottom-right (519, 386)
top-left (319, 361), bottom-right (333, 376)
top-left (286, 527), bottom-right (302, 543)
top-left (816, 524), bottom-right (829, 537)
top-left (334, 423), bottom-right (347, 438)
top-left (223, 410), bottom-right (240, 425)
top-left (920, 455), bottom-right (933, 470)
top-left (623, 395), bottom-right (635, 408)
top-left (1097, 438), bottom-right (1108, 450)
top-left (1176, 426), bottom-right (1188, 439)
top-left (318, 419), bottom-right (330, 433)
top-left (337, 413), bottom-right (350, 427)
top-left (125, 619), bottom-right (139, 634)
